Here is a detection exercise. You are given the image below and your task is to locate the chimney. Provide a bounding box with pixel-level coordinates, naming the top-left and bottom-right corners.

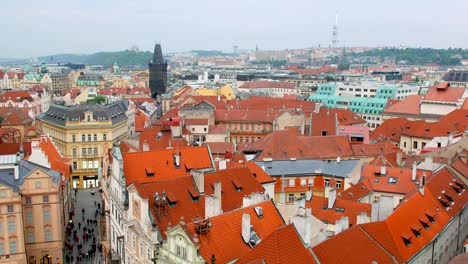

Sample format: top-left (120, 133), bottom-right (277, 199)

top-left (166, 140), bottom-right (173, 150)
top-left (314, 103), bottom-right (321, 113)
top-left (241, 213), bottom-right (251, 243)
top-left (419, 173), bottom-right (426, 196)
top-left (218, 160), bottom-right (227, 170)
top-left (292, 212), bottom-right (312, 247)
top-left (424, 156), bottom-right (433, 169)
top-left (205, 181), bottom-right (222, 218)
top-left (143, 140), bottom-right (149, 151)
top-left (191, 170), bottom-right (205, 194)
top-left (305, 190), bottom-right (313, 201)
top-left (14, 164), bottom-right (19, 180)
top-left (380, 166), bottom-right (386, 175)
top-left (411, 161), bottom-right (417, 181)
top-left (396, 151), bottom-right (402, 166)
top-left (217, 95), bottom-right (221, 101)
top-left (328, 189), bottom-right (336, 209)
top-left (174, 153), bottom-right (180, 167)
top-left (448, 133), bottom-right (453, 145)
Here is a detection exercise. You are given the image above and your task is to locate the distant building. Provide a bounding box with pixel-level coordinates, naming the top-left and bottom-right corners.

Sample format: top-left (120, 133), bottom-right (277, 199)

top-left (148, 44), bottom-right (168, 98)
top-left (49, 72), bottom-right (69, 95)
top-left (443, 70), bottom-right (468, 87)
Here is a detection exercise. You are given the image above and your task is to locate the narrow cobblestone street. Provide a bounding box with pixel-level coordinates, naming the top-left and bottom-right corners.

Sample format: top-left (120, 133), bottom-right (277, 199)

top-left (64, 189), bottom-right (103, 264)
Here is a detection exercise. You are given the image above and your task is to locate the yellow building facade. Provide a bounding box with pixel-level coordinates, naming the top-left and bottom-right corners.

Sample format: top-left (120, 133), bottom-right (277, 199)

top-left (39, 103), bottom-right (128, 188)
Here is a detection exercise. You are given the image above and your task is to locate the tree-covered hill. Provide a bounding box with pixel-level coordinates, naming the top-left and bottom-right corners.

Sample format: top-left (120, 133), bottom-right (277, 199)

top-left (351, 47), bottom-right (468, 65)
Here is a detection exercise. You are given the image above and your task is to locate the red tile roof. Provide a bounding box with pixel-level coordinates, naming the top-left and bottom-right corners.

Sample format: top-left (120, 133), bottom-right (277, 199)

top-left (236, 224), bottom-right (316, 264)
top-left (137, 126), bottom-right (188, 151)
top-left (184, 118), bottom-right (209, 125)
top-left (185, 200), bottom-right (284, 264)
top-left (35, 134), bottom-right (70, 178)
top-left (0, 107), bottom-right (33, 126)
top-left (312, 225), bottom-right (397, 264)
top-left (361, 165), bottom-right (430, 195)
top-left (352, 141), bottom-right (401, 157)
top-left (360, 167), bottom-right (467, 262)
top-left (98, 87), bottom-right (128, 95)
top-left (450, 157), bottom-right (468, 181)
top-left (339, 180), bottom-right (372, 202)
top-left (225, 96), bottom-right (315, 113)
top-left (240, 81), bottom-right (296, 89)
top-left (122, 146), bottom-right (213, 185)
top-left (371, 118), bottom-right (408, 142)
top-left (384, 95), bottom-right (422, 116)
top-left (134, 108), bottom-right (150, 132)
top-left (136, 176), bottom-right (204, 240)
top-left (0, 142), bottom-right (32, 156)
top-left (0, 127), bottom-right (21, 143)
top-left (204, 167), bottom-right (266, 212)
top-left (0, 91), bottom-right (33, 102)
top-left (307, 195), bottom-right (372, 226)
top-left (206, 142), bottom-right (233, 154)
top-left (128, 87), bottom-right (150, 95)
top-left (215, 109), bottom-right (282, 123)
top-left (423, 85), bottom-right (464, 102)
top-left (461, 98), bottom-right (468, 110)
top-left (314, 168), bottom-right (467, 264)
top-left (245, 161), bottom-right (275, 184)
top-left (243, 129), bottom-right (354, 161)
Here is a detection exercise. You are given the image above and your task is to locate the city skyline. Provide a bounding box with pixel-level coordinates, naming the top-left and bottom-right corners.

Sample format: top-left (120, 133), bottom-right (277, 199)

top-left (2, 0), bottom-right (468, 58)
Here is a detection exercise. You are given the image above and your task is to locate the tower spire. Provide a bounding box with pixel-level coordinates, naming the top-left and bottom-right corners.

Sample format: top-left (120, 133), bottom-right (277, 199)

top-left (332, 12), bottom-right (339, 48)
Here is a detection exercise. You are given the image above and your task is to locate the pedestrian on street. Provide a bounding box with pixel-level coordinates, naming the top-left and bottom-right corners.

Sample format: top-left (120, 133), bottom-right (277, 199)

top-left (78, 222), bottom-right (81, 229)
top-left (82, 208), bottom-right (85, 214)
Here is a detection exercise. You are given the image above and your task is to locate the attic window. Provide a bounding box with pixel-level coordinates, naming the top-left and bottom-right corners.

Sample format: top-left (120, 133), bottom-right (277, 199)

top-left (419, 217), bottom-right (430, 230)
top-left (335, 207), bottom-right (345, 212)
top-left (232, 178), bottom-right (243, 191)
top-left (145, 168), bottom-right (155, 176)
top-left (388, 177), bottom-right (398, 184)
top-left (188, 187), bottom-right (200, 202)
top-left (443, 193), bottom-right (454, 204)
top-left (438, 196), bottom-right (450, 209)
top-left (401, 233), bottom-right (412, 247)
top-left (450, 182), bottom-right (462, 194)
top-left (165, 192), bottom-right (177, 206)
top-left (410, 225), bottom-right (422, 238)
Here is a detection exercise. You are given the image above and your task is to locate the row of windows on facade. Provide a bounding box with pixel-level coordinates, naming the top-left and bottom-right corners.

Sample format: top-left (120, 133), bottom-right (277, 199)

top-left (233, 136), bottom-right (261, 143)
top-left (72, 133), bottom-right (107, 142)
top-left (112, 228), bottom-right (153, 261)
top-left (0, 196), bottom-right (50, 212)
top-left (72, 160), bottom-right (100, 170)
top-left (226, 123), bottom-right (269, 132)
top-left (281, 178), bottom-right (342, 189)
top-left (339, 87), bottom-right (377, 93)
top-left (402, 141), bottom-right (427, 149)
top-left (72, 147), bottom-right (99, 157)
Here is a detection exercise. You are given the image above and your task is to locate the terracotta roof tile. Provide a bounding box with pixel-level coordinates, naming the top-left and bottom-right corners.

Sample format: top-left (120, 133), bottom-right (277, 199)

top-left (384, 95), bottom-right (422, 115)
top-left (243, 130), bottom-right (354, 160)
top-left (312, 225), bottom-right (396, 264)
top-left (307, 195), bottom-right (372, 225)
top-left (423, 84), bottom-right (464, 102)
top-left (240, 81), bottom-right (296, 89)
top-left (236, 224), bottom-right (316, 264)
top-left (0, 91), bottom-right (33, 102)
top-left (122, 146), bottom-right (213, 185)
top-left (137, 126), bottom-right (188, 151)
top-left (206, 142), bottom-right (233, 154)
top-left (215, 109), bottom-right (282, 123)
top-left (185, 200), bottom-right (284, 264)
top-left (339, 180), bottom-right (373, 201)
top-left (0, 142), bottom-right (32, 156)
top-left (35, 134), bottom-right (70, 178)
top-left (245, 161), bottom-right (275, 184)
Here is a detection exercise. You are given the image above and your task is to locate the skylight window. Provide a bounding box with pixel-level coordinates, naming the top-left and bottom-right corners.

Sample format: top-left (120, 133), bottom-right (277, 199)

top-left (388, 177), bottom-right (398, 184)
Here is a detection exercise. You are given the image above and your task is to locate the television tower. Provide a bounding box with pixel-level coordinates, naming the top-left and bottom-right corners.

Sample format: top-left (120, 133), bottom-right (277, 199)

top-left (332, 13), bottom-right (339, 48)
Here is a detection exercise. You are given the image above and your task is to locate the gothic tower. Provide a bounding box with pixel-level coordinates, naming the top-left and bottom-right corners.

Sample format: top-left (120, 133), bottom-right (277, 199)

top-left (149, 44), bottom-right (168, 98)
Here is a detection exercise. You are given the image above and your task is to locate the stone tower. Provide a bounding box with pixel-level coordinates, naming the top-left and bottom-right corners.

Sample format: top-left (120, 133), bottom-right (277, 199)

top-left (149, 44), bottom-right (168, 98)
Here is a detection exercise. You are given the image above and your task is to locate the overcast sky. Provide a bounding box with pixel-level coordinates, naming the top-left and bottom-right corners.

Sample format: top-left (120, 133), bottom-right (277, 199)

top-left (2, 0), bottom-right (468, 58)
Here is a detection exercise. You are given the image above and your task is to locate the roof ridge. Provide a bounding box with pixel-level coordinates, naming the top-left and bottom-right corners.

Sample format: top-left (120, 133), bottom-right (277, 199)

top-left (358, 225), bottom-right (399, 263)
